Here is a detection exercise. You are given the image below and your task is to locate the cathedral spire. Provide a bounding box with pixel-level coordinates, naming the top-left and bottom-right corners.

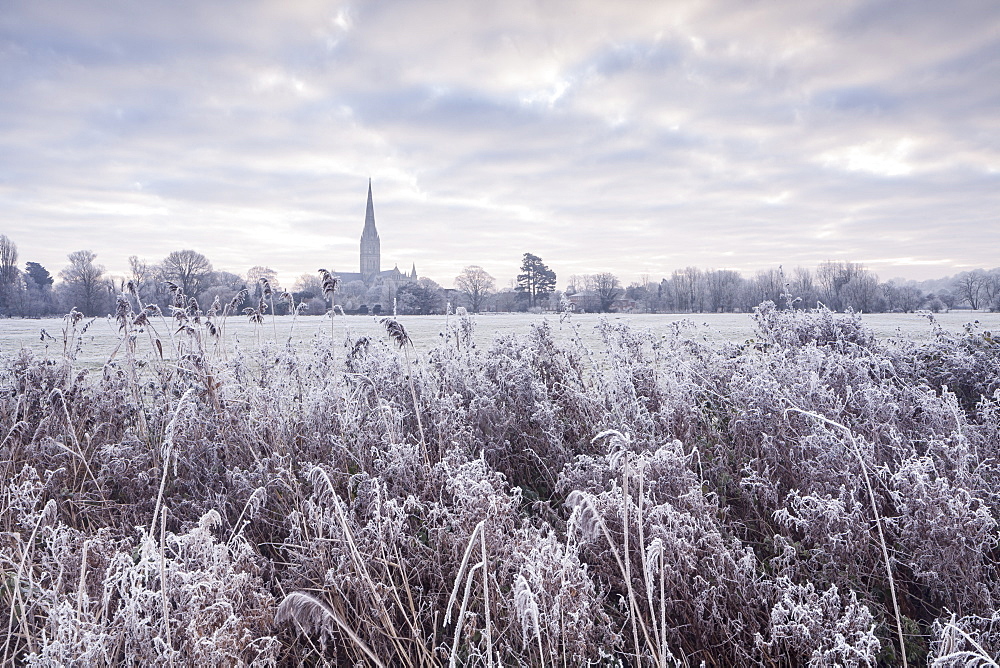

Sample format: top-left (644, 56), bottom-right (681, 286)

top-left (362, 179), bottom-right (377, 237)
top-left (360, 179), bottom-right (380, 281)
top-left (410, 262), bottom-right (417, 279)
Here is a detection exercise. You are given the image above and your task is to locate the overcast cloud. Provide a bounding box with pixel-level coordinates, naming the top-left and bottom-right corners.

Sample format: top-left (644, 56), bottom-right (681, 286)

top-left (1, 0), bottom-right (998, 289)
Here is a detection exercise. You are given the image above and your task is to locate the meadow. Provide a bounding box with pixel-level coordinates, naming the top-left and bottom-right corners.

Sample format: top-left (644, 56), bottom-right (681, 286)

top-left (1, 302), bottom-right (999, 665)
top-left (4, 309), bottom-right (998, 368)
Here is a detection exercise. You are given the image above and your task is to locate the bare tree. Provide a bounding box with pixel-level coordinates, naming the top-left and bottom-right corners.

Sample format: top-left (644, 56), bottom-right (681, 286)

top-left (0, 235), bottom-right (19, 311)
top-left (906, 285), bottom-right (924, 312)
top-left (593, 272), bottom-right (623, 312)
top-left (788, 266), bottom-right (817, 308)
top-left (246, 266), bottom-right (278, 288)
top-left (985, 271), bottom-right (1000, 311)
top-left (954, 270), bottom-right (987, 310)
top-left (683, 266), bottom-right (706, 312)
top-left (293, 272), bottom-right (324, 298)
top-left (816, 261), bottom-right (869, 310)
top-left (0, 235), bottom-right (18, 286)
top-left (566, 274), bottom-right (596, 294)
top-left (162, 250), bottom-right (213, 298)
top-left (213, 271), bottom-right (246, 293)
top-left (657, 277), bottom-right (677, 312)
top-left (455, 265), bottom-right (495, 313)
top-left (666, 269), bottom-right (695, 312)
top-left (749, 269), bottom-right (784, 308)
top-left (705, 269), bottom-right (742, 312)
top-left (59, 250), bottom-right (107, 316)
top-left (840, 273), bottom-right (882, 312)
top-left (127, 255), bottom-right (160, 305)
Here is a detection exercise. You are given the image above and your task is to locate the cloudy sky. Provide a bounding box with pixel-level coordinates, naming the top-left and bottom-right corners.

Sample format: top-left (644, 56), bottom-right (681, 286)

top-left (1, 0), bottom-right (998, 290)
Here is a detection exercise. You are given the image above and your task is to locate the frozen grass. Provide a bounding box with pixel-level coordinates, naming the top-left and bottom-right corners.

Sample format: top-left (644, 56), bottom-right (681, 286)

top-left (5, 310), bottom-right (1000, 368)
top-left (1, 300), bottom-right (999, 665)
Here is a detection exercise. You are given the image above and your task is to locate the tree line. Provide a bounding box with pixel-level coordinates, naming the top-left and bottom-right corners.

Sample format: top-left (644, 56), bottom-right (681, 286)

top-left (0, 238), bottom-right (298, 318)
top-left (470, 258), bottom-right (1000, 315)
top-left (0, 234), bottom-right (996, 317)
top-left (0, 239), bottom-right (563, 318)
top-left (613, 262), bottom-right (1000, 314)
top-left (292, 253), bottom-right (554, 315)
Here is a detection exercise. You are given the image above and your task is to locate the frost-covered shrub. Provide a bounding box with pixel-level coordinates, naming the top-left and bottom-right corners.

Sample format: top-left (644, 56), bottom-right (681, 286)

top-left (758, 578), bottom-right (880, 666)
top-left (752, 301), bottom-right (878, 352)
top-left (562, 435), bottom-right (767, 665)
top-left (773, 486), bottom-right (878, 583)
top-left (463, 322), bottom-right (598, 496)
top-left (891, 455), bottom-right (997, 611)
top-left (905, 318), bottom-right (1000, 412)
top-left (503, 526), bottom-right (616, 663)
top-left (18, 511), bottom-right (276, 666)
top-left (929, 612), bottom-right (1000, 665)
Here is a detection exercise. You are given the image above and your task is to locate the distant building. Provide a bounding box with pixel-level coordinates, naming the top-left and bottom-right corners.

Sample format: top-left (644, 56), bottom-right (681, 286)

top-left (566, 290), bottom-right (600, 313)
top-left (334, 181), bottom-right (417, 291)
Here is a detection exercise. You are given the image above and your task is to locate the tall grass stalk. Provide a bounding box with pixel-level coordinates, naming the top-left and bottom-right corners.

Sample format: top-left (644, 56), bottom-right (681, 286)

top-left (159, 511), bottom-right (173, 666)
top-left (150, 389), bottom-right (195, 535)
top-left (381, 317), bottom-right (428, 463)
top-left (319, 269), bottom-right (338, 342)
top-left (481, 525), bottom-right (494, 668)
top-left (445, 520), bottom-right (497, 666)
top-left (596, 429), bottom-right (655, 663)
top-left (1, 499), bottom-right (55, 665)
top-left (935, 615), bottom-right (999, 667)
top-left (75, 539), bottom-right (88, 624)
top-left (309, 466), bottom-right (411, 661)
top-left (568, 490), bottom-right (657, 661)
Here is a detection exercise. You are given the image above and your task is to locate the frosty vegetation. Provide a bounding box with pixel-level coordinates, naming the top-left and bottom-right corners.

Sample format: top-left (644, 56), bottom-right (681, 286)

top-left (1, 296), bottom-right (999, 666)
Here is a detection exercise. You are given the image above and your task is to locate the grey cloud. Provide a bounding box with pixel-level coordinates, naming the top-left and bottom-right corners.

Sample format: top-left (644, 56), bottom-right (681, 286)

top-left (1, 0), bottom-right (999, 289)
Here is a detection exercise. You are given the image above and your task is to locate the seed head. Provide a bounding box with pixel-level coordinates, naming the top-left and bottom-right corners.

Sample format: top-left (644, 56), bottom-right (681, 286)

top-left (380, 317), bottom-right (412, 349)
top-left (319, 269), bottom-right (339, 301)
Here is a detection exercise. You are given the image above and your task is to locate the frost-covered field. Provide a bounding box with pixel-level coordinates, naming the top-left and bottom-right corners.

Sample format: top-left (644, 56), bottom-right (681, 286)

top-left (1, 304), bottom-right (999, 665)
top-left (3, 309), bottom-right (999, 368)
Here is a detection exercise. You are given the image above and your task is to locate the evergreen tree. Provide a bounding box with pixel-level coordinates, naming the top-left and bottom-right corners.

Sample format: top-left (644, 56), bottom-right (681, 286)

top-left (515, 253), bottom-right (556, 309)
top-left (25, 262), bottom-right (53, 289)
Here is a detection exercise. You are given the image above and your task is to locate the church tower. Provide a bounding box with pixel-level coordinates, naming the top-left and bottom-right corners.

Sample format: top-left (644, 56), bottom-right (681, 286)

top-left (360, 180), bottom-right (380, 282)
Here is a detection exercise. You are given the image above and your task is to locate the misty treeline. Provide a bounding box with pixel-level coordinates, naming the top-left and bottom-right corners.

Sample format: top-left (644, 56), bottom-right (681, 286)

top-left (1, 233), bottom-right (999, 318)
top-left (570, 263), bottom-right (1000, 315)
top-left (0, 238), bottom-right (327, 319)
top-left (2, 301), bottom-right (1000, 664)
top-left (0, 237), bottom-right (489, 319)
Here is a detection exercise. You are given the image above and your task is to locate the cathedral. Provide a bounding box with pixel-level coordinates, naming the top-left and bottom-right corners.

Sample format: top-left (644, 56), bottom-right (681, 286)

top-left (334, 181), bottom-right (417, 289)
